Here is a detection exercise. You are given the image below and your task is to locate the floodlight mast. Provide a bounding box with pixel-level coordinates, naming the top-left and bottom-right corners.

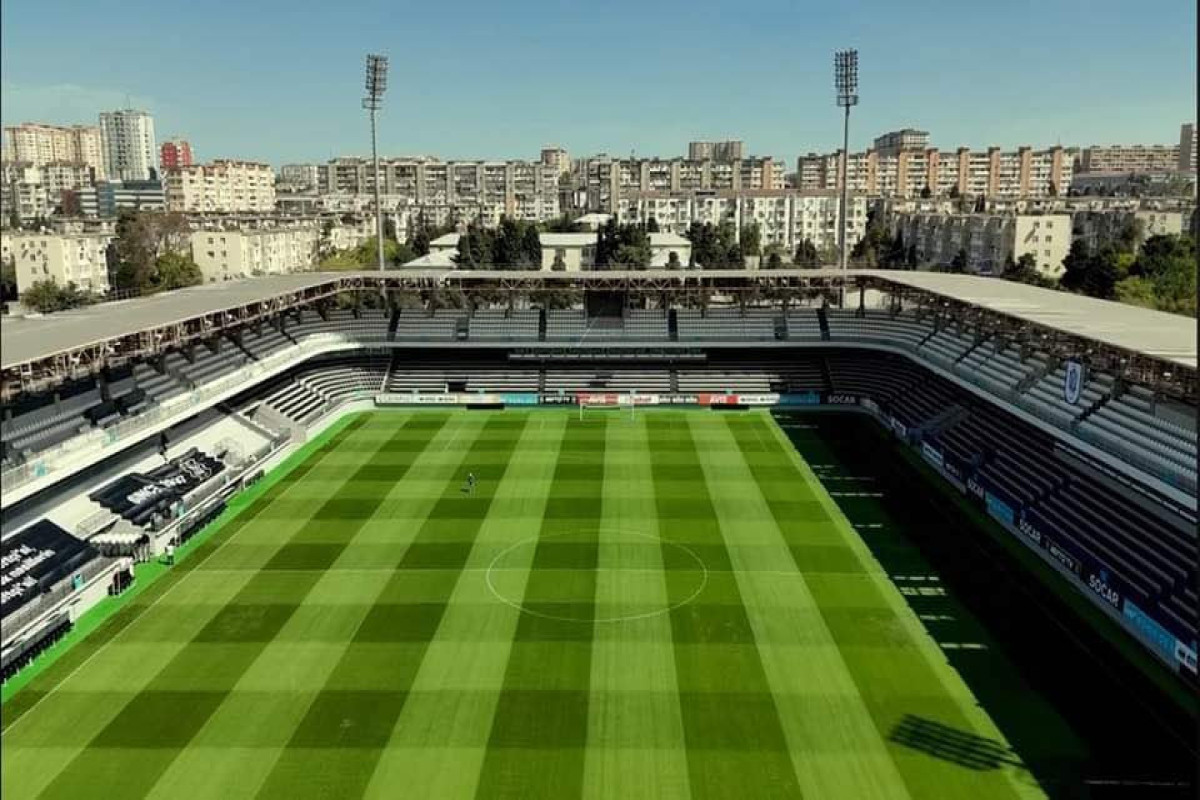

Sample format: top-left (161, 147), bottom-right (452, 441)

top-left (363, 54), bottom-right (389, 271)
top-left (834, 49), bottom-right (859, 307)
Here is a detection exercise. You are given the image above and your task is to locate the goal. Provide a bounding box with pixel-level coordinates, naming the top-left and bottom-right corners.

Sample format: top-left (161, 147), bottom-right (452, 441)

top-left (579, 395), bottom-right (639, 421)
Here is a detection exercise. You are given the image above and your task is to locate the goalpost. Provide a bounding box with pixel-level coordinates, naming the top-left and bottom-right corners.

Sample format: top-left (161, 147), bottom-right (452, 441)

top-left (579, 394), bottom-right (639, 422)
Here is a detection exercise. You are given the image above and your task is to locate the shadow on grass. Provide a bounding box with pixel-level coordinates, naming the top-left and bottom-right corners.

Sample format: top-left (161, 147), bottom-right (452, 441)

top-left (888, 714), bottom-right (1018, 771)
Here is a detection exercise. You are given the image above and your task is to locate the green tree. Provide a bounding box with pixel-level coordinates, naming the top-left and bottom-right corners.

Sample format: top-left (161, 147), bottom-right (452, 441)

top-left (155, 252), bottom-right (203, 290)
top-left (21, 280), bottom-right (64, 312)
top-left (739, 223), bottom-right (762, 259)
top-left (646, 216), bottom-right (660, 233)
top-left (666, 250), bottom-right (682, 270)
top-left (1, 260), bottom-right (18, 303)
top-left (111, 210), bottom-right (191, 293)
top-left (1114, 276), bottom-right (1157, 309)
top-left (551, 251), bottom-right (567, 271)
top-left (793, 238), bottom-right (820, 268)
top-left (850, 207), bottom-right (889, 266)
top-left (1002, 253), bottom-right (1053, 287)
top-left (1130, 234), bottom-right (1196, 314)
top-left (920, 185), bottom-right (932, 198)
top-left (765, 250), bottom-right (784, 269)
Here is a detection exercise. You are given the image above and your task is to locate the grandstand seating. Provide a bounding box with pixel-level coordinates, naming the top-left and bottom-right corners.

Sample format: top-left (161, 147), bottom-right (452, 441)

top-left (824, 309), bottom-right (934, 349)
top-left (626, 309), bottom-right (669, 341)
top-left (677, 308), bottom-right (777, 341)
top-left (468, 309), bottom-right (539, 341)
top-left (392, 309), bottom-right (461, 341)
top-left (544, 368), bottom-right (671, 394)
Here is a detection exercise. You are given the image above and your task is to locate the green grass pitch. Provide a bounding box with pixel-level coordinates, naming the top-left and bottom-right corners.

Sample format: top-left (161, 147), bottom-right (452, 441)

top-left (1, 409), bottom-right (1046, 799)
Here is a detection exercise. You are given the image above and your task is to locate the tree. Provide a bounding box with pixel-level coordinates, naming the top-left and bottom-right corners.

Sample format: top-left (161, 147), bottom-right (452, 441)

top-left (850, 207), bottom-right (889, 266)
top-left (551, 251), bottom-right (567, 271)
top-left (684, 221), bottom-right (740, 268)
top-left (1114, 276), bottom-right (1157, 309)
top-left (882, 232), bottom-right (906, 269)
top-left (1002, 253), bottom-right (1053, 287)
top-left (948, 185), bottom-right (960, 199)
top-left (1, 260), bottom-right (18, 303)
top-left (765, 251), bottom-right (783, 269)
top-left (920, 185), bottom-right (932, 199)
top-left (541, 215), bottom-right (582, 233)
top-left (155, 252), bottom-right (203, 290)
top-left (1060, 240), bottom-right (1120, 299)
top-left (739, 223), bottom-right (762, 259)
top-left (646, 216), bottom-right (660, 233)
top-left (793, 238), bottom-right (820, 268)
top-left (1114, 217), bottom-right (1146, 254)
top-left (973, 195), bottom-right (987, 213)
top-left (666, 251), bottom-right (682, 270)
top-left (905, 244), bottom-right (918, 269)
top-left (521, 225), bottom-right (542, 268)
top-left (111, 210), bottom-right (190, 293)
top-left (597, 219), bottom-right (651, 268)
top-left (1129, 234), bottom-right (1196, 314)
top-left (20, 280), bottom-right (92, 313)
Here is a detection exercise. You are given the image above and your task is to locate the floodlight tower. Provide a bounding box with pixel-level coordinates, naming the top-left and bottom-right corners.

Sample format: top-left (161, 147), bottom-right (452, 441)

top-left (834, 49), bottom-right (858, 306)
top-left (363, 53), bottom-right (389, 271)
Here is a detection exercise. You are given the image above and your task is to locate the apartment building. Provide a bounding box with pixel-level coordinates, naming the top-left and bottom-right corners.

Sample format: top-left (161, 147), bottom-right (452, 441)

top-left (160, 139), bottom-right (194, 171)
top-left (11, 232), bottom-right (114, 295)
top-left (1076, 144), bottom-right (1181, 175)
top-left (77, 180), bottom-right (165, 217)
top-left (2, 162), bottom-right (96, 222)
top-left (796, 146), bottom-right (1072, 199)
top-left (423, 230), bottom-right (691, 271)
top-left (99, 109), bottom-right (157, 182)
top-left (189, 226), bottom-right (318, 282)
top-left (540, 147), bottom-right (570, 177)
top-left (1180, 123), bottom-right (1197, 173)
top-left (1, 123), bottom-right (105, 179)
top-left (687, 140), bottom-right (746, 162)
top-left (873, 129), bottom-right (929, 156)
top-left (615, 190), bottom-right (867, 258)
top-left (165, 160), bottom-right (275, 213)
top-left (890, 213), bottom-right (1071, 276)
top-left (582, 156), bottom-right (785, 212)
top-left (278, 163), bottom-right (320, 191)
top-left (316, 157), bottom-right (560, 223)
top-left (1072, 208), bottom-right (1187, 252)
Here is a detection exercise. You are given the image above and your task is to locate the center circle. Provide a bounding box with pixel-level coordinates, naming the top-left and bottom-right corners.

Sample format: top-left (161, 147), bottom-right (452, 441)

top-left (485, 528), bottom-right (708, 623)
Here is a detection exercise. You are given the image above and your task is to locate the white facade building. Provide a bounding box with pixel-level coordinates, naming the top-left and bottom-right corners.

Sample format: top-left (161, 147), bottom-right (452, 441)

top-left (615, 191), bottom-right (867, 258)
top-left (890, 213), bottom-right (1071, 276)
top-left (2, 162), bottom-right (95, 222)
top-left (99, 109), bottom-right (157, 182)
top-left (11, 232), bottom-right (114, 295)
top-left (166, 161), bottom-right (276, 213)
top-left (421, 231), bottom-right (691, 272)
top-left (189, 227), bottom-right (318, 282)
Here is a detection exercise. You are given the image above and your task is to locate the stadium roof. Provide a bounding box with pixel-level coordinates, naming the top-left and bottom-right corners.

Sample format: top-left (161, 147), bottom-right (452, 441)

top-left (1, 269), bottom-right (1195, 370)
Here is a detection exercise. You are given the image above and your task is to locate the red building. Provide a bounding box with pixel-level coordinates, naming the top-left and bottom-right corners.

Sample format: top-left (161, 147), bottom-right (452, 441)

top-left (160, 139), bottom-right (193, 171)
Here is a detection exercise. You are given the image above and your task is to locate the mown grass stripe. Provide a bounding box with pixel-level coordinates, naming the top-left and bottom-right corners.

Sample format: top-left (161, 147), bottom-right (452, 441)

top-left (646, 413), bottom-right (804, 800)
top-left (475, 415), bottom-right (608, 800)
top-left (33, 415), bottom-right (438, 800)
top-left (254, 414), bottom-right (529, 800)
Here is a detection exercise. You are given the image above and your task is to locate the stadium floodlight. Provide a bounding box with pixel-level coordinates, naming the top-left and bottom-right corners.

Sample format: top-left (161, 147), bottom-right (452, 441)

top-left (363, 53), bottom-right (389, 271)
top-left (834, 49), bottom-right (858, 307)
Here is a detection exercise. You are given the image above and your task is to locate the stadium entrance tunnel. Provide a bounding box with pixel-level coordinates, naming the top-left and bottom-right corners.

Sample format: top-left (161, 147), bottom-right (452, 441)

top-left (485, 528), bottom-right (708, 623)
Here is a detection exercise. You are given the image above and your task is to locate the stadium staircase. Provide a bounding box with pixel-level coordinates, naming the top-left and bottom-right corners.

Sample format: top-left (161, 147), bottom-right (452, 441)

top-left (954, 333), bottom-right (992, 365)
top-left (387, 308), bottom-right (401, 342)
top-left (816, 307), bottom-right (831, 341)
top-left (537, 310), bottom-right (547, 341)
top-left (818, 357), bottom-right (833, 390)
top-left (919, 404), bottom-right (969, 437)
top-left (227, 333), bottom-right (257, 362)
top-left (667, 309), bottom-right (679, 342)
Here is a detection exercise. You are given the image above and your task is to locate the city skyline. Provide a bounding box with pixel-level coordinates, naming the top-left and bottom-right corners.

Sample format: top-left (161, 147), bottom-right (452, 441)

top-left (1, 0), bottom-right (1196, 165)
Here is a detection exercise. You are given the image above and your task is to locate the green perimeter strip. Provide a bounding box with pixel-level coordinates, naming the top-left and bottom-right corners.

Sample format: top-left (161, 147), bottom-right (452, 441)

top-left (0, 411), bottom-right (367, 709)
top-left (474, 416), bottom-right (607, 800)
top-left (842, 413), bottom-right (1198, 715)
top-left (645, 413), bottom-right (805, 800)
top-left (753, 411), bottom-right (1043, 799)
top-left (253, 414), bottom-right (527, 800)
top-left (34, 414), bottom-right (438, 800)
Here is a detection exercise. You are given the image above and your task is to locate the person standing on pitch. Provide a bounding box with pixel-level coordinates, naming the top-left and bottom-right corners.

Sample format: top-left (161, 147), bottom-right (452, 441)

top-left (467, 472), bottom-right (477, 495)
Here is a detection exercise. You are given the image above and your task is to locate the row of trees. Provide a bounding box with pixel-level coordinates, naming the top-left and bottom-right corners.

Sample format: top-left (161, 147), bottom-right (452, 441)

top-left (455, 217), bottom-right (543, 269)
top-left (109, 210), bottom-right (203, 293)
top-left (318, 213), bottom-right (452, 270)
top-left (1061, 234), bottom-right (1196, 314)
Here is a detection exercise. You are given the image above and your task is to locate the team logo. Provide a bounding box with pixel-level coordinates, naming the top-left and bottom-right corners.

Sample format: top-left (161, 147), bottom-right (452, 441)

top-left (1063, 360), bottom-right (1084, 405)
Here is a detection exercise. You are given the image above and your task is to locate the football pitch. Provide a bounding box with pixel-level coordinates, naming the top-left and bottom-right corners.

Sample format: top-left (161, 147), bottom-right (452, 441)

top-left (1, 409), bottom-right (1045, 799)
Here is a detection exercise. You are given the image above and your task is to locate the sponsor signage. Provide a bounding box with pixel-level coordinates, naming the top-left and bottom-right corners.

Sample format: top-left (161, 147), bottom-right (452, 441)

top-left (500, 393), bottom-right (540, 406)
top-left (539, 393), bottom-right (576, 405)
top-left (1085, 567), bottom-right (1122, 609)
top-left (779, 392), bottom-right (823, 406)
top-left (1045, 537), bottom-right (1081, 574)
top-left (1123, 600), bottom-right (1180, 663)
top-left (921, 443), bottom-right (944, 470)
top-left (1174, 641), bottom-right (1198, 675)
top-left (1063, 360), bottom-right (1084, 405)
top-left (1016, 514), bottom-right (1043, 546)
top-left (984, 492), bottom-right (1015, 527)
top-left (966, 476), bottom-right (986, 500)
top-left (376, 393), bottom-right (458, 405)
top-left (662, 394), bottom-right (699, 405)
top-left (824, 393), bottom-right (859, 405)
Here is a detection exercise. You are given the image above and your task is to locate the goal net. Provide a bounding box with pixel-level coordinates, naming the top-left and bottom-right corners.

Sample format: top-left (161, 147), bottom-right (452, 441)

top-left (579, 394), bottom-right (639, 421)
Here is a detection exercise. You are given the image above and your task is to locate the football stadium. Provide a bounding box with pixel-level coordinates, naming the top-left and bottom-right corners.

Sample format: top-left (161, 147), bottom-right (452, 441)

top-left (1, 269), bottom-right (1196, 799)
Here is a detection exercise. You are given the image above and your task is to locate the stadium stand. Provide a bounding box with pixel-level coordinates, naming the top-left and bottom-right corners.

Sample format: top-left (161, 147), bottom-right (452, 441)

top-left (468, 309), bottom-right (539, 341)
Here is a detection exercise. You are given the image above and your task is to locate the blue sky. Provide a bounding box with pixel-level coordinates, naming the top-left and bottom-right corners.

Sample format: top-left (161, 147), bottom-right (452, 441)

top-left (1, 0), bottom-right (1195, 166)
